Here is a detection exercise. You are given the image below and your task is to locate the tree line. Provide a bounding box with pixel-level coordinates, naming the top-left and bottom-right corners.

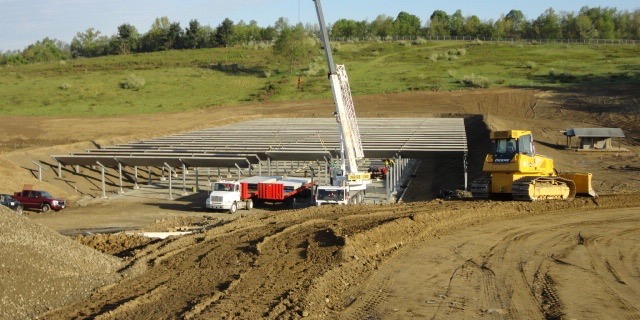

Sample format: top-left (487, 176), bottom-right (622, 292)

top-left (2, 6), bottom-right (639, 64)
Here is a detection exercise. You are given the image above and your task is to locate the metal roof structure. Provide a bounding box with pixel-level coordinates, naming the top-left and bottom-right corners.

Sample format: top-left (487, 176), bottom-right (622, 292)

top-left (52, 118), bottom-right (468, 168)
top-left (564, 128), bottom-right (625, 138)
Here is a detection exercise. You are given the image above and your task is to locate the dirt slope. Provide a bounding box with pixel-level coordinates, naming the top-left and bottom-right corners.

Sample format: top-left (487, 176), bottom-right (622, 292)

top-left (0, 206), bottom-right (122, 320)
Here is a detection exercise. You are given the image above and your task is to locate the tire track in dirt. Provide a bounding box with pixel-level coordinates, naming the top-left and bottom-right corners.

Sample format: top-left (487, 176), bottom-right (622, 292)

top-left (563, 225), bottom-right (640, 319)
top-left (336, 200), bottom-right (640, 319)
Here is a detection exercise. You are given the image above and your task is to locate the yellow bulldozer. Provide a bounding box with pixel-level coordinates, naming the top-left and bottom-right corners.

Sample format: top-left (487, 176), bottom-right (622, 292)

top-left (471, 130), bottom-right (597, 201)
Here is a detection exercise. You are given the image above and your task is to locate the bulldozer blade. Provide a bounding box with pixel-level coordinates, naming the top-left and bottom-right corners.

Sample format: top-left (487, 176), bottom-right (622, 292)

top-left (559, 173), bottom-right (597, 198)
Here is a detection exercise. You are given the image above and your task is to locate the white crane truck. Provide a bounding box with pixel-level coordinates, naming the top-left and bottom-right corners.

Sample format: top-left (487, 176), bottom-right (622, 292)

top-left (207, 0), bottom-right (369, 210)
top-left (312, 0), bottom-right (371, 206)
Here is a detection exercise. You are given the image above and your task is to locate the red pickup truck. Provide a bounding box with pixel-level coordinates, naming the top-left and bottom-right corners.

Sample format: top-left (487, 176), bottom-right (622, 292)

top-left (13, 189), bottom-right (66, 213)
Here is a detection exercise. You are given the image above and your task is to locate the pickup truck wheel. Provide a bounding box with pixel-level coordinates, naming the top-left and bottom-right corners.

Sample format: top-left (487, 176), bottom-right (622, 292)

top-left (41, 204), bottom-right (51, 213)
top-left (15, 206), bottom-right (23, 216)
top-left (229, 202), bottom-right (237, 214)
top-left (246, 199), bottom-right (253, 210)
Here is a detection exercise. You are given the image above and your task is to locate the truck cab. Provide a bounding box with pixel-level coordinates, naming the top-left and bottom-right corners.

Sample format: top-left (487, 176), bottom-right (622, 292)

top-left (205, 181), bottom-right (251, 214)
top-left (315, 185), bottom-right (365, 206)
top-left (315, 186), bottom-right (347, 205)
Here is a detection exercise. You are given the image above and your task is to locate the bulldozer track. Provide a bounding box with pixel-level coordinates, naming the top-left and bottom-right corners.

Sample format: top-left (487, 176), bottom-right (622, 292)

top-left (470, 176), bottom-right (491, 199)
top-left (512, 176), bottom-right (576, 201)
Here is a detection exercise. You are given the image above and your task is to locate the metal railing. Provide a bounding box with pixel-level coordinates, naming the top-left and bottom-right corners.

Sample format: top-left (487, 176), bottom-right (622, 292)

top-left (326, 35), bottom-right (640, 45)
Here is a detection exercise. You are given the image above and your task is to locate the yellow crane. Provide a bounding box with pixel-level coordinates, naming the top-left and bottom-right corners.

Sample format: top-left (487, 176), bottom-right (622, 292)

top-left (471, 130), bottom-right (597, 201)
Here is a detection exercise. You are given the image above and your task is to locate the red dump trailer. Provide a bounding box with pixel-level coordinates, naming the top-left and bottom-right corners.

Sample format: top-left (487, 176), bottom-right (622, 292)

top-left (250, 177), bottom-right (315, 201)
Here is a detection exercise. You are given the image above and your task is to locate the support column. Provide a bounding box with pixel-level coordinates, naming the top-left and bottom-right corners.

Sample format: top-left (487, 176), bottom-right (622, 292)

top-left (117, 162), bottom-right (124, 195)
top-left (235, 164), bottom-right (241, 181)
top-left (323, 157), bottom-right (329, 185)
top-left (398, 158), bottom-right (402, 185)
top-left (391, 162), bottom-right (396, 193)
top-left (165, 163), bottom-right (173, 200)
top-left (267, 158), bottom-right (272, 176)
top-left (326, 160), bottom-right (330, 185)
top-left (32, 161), bottom-right (44, 181)
top-left (195, 167), bottom-right (199, 191)
top-left (386, 165), bottom-right (391, 198)
top-left (389, 161), bottom-right (393, 193)
top-left (57, 162), bottom-right (62, 178)
top-left (148, 167), bottom-right (153, 185)
top-left (96, 161), bottom-right (107, 199)
top-left (394, 158), bottom-right (399, 192)
top-left (133, 166), bottom-right (140, 190)
top-left (463, 153), bottom-right (468, 190)
top-left (182, 164), bottom-right (188, 196)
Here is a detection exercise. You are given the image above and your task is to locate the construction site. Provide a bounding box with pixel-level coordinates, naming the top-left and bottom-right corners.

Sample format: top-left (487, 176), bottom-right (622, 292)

top-left (1, 1), bottom-right (639, 318)
top-left (0, 82), bottom-right (638, 319)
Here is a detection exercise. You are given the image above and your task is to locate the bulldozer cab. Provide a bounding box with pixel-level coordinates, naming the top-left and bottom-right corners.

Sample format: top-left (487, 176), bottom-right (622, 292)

top-left (491, 134), bottom-right (535, 162)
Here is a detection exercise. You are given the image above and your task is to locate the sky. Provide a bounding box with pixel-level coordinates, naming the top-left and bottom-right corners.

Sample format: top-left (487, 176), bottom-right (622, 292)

top-left (1, 0), bottom-right (638, 51)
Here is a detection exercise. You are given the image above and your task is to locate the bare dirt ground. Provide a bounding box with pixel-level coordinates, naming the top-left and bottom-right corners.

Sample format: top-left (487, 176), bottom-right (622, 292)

top-left (1, 85), bottom-right (639, 319)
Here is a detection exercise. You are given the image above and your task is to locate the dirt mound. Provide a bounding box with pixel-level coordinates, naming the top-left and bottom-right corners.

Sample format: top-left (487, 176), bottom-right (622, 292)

top-left (0, 206), bottom-right (122, 320)
top-left (72, 233), bottom-right (156, 257)
top-left (141, 215), bottom-right (223, 232)
top-left (69, 215), bottom-right (224, 258)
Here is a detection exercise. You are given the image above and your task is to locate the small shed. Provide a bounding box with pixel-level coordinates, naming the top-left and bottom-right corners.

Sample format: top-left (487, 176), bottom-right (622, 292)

top-left (563, 128), bottom-right (626, 151)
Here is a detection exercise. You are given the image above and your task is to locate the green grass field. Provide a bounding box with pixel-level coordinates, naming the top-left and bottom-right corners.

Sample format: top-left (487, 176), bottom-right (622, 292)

top-left (1, 41), bottom-right (638, 116)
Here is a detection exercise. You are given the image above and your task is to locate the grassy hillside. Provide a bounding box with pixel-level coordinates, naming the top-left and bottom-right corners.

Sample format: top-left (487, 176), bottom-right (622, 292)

top-left (1, 40), bottom-right (638, 116)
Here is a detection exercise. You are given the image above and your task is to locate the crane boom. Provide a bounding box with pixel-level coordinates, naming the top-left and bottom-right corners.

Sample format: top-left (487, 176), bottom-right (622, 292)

top-left (313, 0), bottom-right (370, 206)
top-left (312, 0), bottom-right (364, 175)
top-left (313, 0), bottom-right (336, 75)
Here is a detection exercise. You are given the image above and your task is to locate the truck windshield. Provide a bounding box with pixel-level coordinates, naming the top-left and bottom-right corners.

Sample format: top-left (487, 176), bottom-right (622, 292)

top-left (213, 183), bottom-right (233, 191)
top-left (213, 183), bottom-right (235, 191)
top-left (41, 191), bottom-right (53, 198)
top-left (316, 189), bottom-right (345, 201)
